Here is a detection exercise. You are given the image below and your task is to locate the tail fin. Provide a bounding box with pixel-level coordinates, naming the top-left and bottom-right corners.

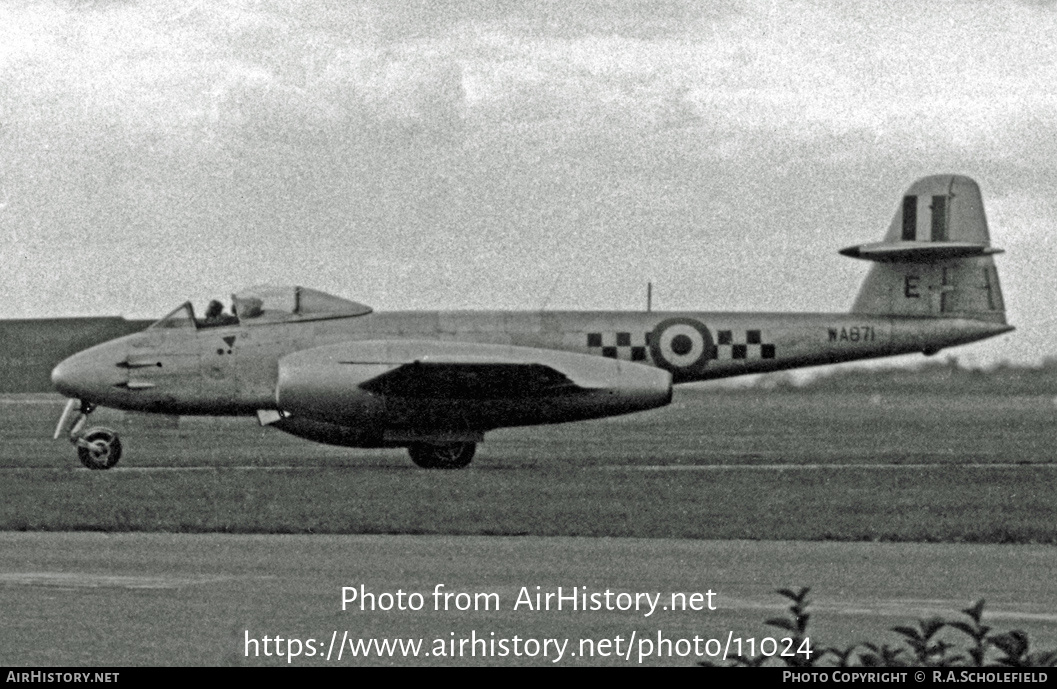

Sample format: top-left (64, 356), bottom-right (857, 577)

top-left (841, 174), bottom-right (1007, 324)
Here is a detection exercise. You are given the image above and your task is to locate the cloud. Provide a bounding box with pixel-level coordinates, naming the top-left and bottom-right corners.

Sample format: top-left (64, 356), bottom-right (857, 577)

top-left (0, 0), bottom-right (1055, 365)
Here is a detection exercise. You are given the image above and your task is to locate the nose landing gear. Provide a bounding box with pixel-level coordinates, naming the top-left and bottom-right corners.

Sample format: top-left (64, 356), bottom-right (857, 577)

top-left (54, 399), bottom-right (123, 470)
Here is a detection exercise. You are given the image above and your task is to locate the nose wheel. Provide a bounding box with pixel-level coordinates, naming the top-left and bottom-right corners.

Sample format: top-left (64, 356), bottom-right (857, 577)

top-left (75, 427), bottom-right (123, 470)
top-left (55, 399), bottom-right (123, 470)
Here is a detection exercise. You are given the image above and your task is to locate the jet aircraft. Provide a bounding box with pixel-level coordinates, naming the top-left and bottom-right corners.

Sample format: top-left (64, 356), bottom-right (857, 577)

top-left (52, 175), bottom-right (1013, 469)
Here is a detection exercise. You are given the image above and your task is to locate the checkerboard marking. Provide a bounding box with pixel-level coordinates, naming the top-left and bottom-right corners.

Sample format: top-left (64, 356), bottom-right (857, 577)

top-left (715, 329), bottom-right (776, 360)
top-left (585, 332), bottom-right (650, 362)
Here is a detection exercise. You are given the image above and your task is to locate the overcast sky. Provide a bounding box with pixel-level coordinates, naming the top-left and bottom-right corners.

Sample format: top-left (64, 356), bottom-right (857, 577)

top-left (2, 0), bottom-right (1054, 366)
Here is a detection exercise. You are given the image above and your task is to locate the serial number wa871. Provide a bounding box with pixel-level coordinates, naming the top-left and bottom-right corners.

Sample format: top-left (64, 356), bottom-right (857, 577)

top-left (827, 325), bottom-right (876, 343)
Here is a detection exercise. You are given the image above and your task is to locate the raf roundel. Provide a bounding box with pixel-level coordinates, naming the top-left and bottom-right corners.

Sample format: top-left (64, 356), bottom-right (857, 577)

top-left (648, 318), bottom-right (715, 376)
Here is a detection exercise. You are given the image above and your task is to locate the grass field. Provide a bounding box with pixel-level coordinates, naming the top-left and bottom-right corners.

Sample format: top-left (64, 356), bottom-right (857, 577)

top-left (2, 391), bottom-right (1056, 542)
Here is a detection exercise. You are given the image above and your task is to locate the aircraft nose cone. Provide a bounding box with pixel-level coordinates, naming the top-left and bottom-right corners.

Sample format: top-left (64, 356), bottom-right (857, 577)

top-left (51, 347), bottom-right (125, 399)
top-left (50, 358), bottom-right (81, 397)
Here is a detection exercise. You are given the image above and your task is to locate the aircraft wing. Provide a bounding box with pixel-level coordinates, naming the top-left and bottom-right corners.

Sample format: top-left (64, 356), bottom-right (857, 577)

top-left (357, 361), bottom-right (583, 399)
top-left (279, 340), bottom-right (660, 397)
top-left (276, 340), bottom-right (672, 424)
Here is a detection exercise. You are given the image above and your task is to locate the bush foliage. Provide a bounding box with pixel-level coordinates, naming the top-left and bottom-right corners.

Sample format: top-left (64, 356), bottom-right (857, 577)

top-left (702, 588), bottom-right (1057, 667)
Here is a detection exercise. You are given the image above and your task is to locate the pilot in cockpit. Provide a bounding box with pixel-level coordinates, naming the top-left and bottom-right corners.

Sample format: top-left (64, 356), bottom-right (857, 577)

top-left (202, 300), bottom-right (239, 327)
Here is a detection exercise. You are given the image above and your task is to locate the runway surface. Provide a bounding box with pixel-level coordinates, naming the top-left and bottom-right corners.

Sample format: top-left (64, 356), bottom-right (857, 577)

top-left (7, 462), bottom-right (1057, 473)
top-left (1, 532), bottom-right (1055, 666)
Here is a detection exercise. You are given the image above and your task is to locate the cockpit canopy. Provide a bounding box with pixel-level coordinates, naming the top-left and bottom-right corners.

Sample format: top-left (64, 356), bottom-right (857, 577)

top-left (232, 285), bottom-right (373, 322)
top-left (149, 285), bottom-right (373, 330)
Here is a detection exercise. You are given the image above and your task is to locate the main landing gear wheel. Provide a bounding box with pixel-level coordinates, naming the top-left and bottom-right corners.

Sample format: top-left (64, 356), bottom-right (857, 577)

top-left (76, 427), bottom-right (122, 470)
top-left (408, 442), bottom-right (476, 469)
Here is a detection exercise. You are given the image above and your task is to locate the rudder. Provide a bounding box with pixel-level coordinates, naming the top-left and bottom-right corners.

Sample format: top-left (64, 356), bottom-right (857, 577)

top-left (841, 175), bottom-right (1007, 324)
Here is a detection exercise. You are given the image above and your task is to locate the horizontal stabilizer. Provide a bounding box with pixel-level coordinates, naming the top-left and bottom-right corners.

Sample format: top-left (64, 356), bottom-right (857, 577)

top-left (840, 241), bottom-right (1003, 263)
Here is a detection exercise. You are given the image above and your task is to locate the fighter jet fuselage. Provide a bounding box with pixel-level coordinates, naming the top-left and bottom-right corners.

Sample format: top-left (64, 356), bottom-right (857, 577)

top-left (53, 309), bottom-right (1010, 415)
top-left (50, 175), bottom-right (1015, 469)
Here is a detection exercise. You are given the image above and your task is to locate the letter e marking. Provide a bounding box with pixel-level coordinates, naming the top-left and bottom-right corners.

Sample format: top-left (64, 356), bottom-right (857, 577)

top-left (904, 275), bottom-right (920, 298)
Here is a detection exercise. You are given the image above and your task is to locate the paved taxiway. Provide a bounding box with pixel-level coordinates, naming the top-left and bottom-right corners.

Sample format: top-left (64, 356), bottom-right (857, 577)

top-left (2, 533), bottom-right (1055, 666)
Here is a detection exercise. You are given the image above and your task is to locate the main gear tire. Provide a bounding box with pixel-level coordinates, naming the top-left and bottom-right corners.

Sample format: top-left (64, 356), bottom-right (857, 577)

top-left (408, 442), bottom-right (476, 469)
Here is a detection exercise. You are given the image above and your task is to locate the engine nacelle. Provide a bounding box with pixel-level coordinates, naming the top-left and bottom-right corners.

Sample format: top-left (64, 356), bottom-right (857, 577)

top-left (277, 354), bottom-right (388, 429)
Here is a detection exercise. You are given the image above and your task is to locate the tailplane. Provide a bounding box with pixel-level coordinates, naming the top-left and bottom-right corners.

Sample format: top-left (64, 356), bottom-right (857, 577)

top-left (842, 175), bottom-right (1007, 324)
